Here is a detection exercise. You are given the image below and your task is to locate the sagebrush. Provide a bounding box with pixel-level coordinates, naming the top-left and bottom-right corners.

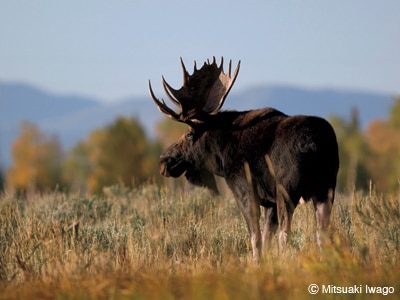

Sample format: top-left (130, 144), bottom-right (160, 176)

top-left (0, 186), bottom-right (399, 299)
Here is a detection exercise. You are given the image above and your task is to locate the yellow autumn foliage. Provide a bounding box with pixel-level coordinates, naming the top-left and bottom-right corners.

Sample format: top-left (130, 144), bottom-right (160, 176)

top-left (6, 122), bottom-right (63, 194)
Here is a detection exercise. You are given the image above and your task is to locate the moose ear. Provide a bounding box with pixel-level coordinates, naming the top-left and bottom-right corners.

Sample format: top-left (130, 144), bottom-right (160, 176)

top-left (185, 168), bottom-right (219, 196)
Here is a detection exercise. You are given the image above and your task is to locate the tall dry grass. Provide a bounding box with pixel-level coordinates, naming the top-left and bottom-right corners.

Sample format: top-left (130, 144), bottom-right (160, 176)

top-left (0, 185), bottom-right (399, 299)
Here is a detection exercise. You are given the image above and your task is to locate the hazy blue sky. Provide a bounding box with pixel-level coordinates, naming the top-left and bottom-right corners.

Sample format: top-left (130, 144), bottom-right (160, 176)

top-left (1, 1), bottom-right (399, 102)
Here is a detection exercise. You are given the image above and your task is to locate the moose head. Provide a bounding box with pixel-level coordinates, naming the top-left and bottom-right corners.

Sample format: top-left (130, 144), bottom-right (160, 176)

top-left (149, 57), bottom-right (240, 192)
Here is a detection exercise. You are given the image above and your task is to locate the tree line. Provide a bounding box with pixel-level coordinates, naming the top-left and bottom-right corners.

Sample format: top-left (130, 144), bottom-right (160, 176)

top-left (331, 98), bottom-right (400, 194)
top-left (3, 117), bottom-right (163, 196)
top-left (2, 98), bottom-right (400, 196)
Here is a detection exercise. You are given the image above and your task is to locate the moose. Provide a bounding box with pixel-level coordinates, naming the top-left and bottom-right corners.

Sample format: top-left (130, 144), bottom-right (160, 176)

top-left (149, 57), bottom-right (339, 263)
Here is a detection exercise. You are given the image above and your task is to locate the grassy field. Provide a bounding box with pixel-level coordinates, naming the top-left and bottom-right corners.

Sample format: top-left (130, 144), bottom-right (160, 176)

top-left (0, 185), bottom-right (399, 299)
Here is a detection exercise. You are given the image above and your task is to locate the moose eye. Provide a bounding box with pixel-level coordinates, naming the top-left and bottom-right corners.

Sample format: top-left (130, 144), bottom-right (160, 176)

top-left (186, 132), bottom-right (194, 140)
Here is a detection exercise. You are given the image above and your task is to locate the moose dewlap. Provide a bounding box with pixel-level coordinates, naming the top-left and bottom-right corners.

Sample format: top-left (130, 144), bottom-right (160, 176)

top-left (149, 57), bottom-right (339, 264)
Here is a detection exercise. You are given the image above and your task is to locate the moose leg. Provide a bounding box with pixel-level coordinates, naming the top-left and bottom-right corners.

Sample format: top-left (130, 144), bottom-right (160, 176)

top-left (261, 205), bottom-right (278, 253)
top-left (313, 188), bottom-right (334, 248)
top-left (229, 186), bottom-right (261, 264)
top-left (276, 184), bottom-right (294, 252)
top-left (227, 173), bottom-right (262, 264)
top-left (236, 196), bottom-right (261, 264)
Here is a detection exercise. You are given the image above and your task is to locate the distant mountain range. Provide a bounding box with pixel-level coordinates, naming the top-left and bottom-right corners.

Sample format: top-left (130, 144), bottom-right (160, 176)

top-left (0, 81), bottom-right (395, 168)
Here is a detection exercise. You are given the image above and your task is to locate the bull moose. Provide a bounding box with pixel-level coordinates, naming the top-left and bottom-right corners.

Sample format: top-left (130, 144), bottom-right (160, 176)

top-left (149, 57), bottom-right (339, 263)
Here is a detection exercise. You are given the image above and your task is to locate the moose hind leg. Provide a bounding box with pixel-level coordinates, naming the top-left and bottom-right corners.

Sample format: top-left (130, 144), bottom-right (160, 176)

top-left (276, 184), bottom-right (294, 252)
top-left (261, 204), bottom-right (278, 253)
top-left (313, 188), bottom-right (334, 248)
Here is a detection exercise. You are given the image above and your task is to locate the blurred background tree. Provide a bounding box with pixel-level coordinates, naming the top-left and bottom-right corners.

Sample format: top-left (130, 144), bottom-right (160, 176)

top-left (389, 98), bottom-right (400, 128)
top-left (366, 98), bottom-right (400, 193)
top-left (63, 129), bottom-right (105, 192)
top-left (330, 109), bottom-right (371, 193)
top-left (64, 117), bottom-right (160, 194)
top-left (330, 98), bottom-right (400, 194)
top-left (6, 122), bottom-right (64, 196)
top-left (0, 169), bottom-right (4, 193)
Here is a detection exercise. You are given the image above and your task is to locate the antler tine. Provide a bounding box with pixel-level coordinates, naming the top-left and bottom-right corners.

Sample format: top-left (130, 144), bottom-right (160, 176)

top-left (206, 56), bottom-right (217, 66)
top-left (148, 80), bottom-right (181, 121)
top-left (162, 76), bottom-right (181, 108)
top-left (180, 57), bottom-right (190, 85)
top-left (232, 60), bottom-right (241, 79)
top-left (228, 59), bottom-right (232, 76)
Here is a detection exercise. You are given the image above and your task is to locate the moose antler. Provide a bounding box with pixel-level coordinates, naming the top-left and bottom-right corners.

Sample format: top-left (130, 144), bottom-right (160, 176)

top-left (149, 57), bottom-right (240, 123)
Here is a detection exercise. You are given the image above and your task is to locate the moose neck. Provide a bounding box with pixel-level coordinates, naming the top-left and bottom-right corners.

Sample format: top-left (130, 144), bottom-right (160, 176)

top-left (195, 107), bottom-right (287, 177)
